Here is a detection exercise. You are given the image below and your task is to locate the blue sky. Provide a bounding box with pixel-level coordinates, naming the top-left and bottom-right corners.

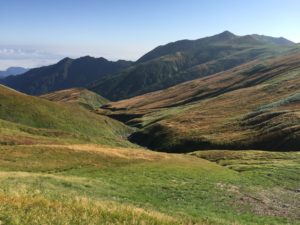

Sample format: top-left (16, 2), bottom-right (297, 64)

top-left (0, 0), bottom-right (299, 69)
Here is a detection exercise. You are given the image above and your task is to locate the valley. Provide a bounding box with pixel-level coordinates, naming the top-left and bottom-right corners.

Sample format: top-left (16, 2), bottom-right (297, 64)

top-left (0, 32), bottom-right (299, 225)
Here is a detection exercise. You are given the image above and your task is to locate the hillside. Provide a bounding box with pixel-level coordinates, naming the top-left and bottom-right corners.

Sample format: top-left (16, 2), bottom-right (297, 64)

top-left (101, 52), bottom-right (300, 152)
top-left (90, 31), bottom-right (298, 100)
top-left (0, 85), bottom-right (133, 147)
top-left (40, 88), bottom-right (108, 110)
top-left (0, 56), bottom-right (132, 95)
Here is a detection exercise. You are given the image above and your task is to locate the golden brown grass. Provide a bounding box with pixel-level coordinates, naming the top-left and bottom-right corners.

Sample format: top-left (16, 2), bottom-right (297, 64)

top-left (27, 144), bottom-right (171, 161)
top-left (105, 53), bottom-right (300, 111)
top-left (101, 52), bottom-right (300, 151)
top-left (41, 88), bottom-right (108, 109)
top-left (0, 192), bottom-right (184, 225)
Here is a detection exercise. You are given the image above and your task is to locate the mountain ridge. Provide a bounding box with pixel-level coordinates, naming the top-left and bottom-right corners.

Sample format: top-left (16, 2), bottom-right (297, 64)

top-left (0, 31), bottom-right (297, 100)
top-left (136, 31), bottom-right (294, 63)
top-left (0, 56), bottom-right (132, 95)
top-left (90, 31), bottom-right (298, 100)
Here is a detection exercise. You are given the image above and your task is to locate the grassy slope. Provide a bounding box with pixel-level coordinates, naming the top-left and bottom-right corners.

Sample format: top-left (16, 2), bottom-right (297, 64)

top-left (40, 88), bottom-right (108, 110)
top-left (0, 144), bottom-right (299, 224)
top-left (0, 85), bottom-right (133, 147)
top-left (102, 53), bottom-right (300, 152)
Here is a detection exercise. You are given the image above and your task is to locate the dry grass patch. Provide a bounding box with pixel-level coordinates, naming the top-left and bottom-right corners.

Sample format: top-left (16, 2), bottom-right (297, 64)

top-left (0, 193), bottom-right (186, 225)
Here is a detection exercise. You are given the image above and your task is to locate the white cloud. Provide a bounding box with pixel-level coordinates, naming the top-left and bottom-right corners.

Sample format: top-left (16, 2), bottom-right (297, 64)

top-left (0, 47), bottom-right (63, 70)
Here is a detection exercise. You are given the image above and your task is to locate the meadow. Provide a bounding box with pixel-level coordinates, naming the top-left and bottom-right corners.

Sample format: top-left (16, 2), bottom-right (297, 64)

top-left (0, 144), bottom-right (299, 224)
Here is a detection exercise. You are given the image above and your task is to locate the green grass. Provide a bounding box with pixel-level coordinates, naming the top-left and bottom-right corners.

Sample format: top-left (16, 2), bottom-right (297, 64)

top-left (191, 150), bottom-right (300, 188)
top-left (0, 145), bottom-right (299, 224)
top-left (77, 88), bottom-right (108, 109)
top-left (0, 85), bottom-right (134, 147)
top-left (40, 88), bottom-right (109, 110)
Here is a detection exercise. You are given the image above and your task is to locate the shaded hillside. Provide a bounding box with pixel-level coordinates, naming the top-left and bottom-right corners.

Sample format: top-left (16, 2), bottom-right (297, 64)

top-left (101, 53), bottom-right (300, 152)
top-left (0, 85), bottom-right (134, 147)
top-left (0, 56), bottom-right (132, 95)
top-left (90, 31), bottom-right (297, 100)
top-left (41, 88), bottom-right (108, 110)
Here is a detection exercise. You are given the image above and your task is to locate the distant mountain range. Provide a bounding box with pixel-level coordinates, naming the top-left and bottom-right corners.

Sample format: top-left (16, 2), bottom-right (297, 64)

top-left (0, 31), bottom-right (298, 99)
top-left (0, 67), bottom-right (29, 78)
top-left (0, 56), bottom-right (132, 95)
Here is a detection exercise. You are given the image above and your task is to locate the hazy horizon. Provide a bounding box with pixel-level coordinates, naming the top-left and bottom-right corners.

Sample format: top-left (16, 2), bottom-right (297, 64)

top-left (1, 0), bottom-right (300, 70)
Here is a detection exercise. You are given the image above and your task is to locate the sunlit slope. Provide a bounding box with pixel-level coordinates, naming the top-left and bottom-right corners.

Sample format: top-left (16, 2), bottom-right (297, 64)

top-left (102, 53), bottom-right (300, 151)
top-left (0, 85), bottom-right (133, 147)
top-left (41, 88), bottom-right (108, 110)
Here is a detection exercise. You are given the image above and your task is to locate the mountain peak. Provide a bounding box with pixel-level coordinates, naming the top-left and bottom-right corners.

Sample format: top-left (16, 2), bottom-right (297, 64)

top-left (205, 30), bottom-right (237, 43)
top-left (216, 30), bottom-right (236, 39)
top-left (220, 30), bottom-right (235, 35)
top-left (58, 57), bottom-right (73, 64)
top-left (75, 56), bottom-right (109, 63)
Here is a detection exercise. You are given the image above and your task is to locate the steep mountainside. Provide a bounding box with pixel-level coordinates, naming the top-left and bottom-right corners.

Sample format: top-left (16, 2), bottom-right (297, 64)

top-left (0, 56), bottom-right (132, 95)
top-left (0, 84), bottom-right (134, 147)
top-left (41, 88), bottom-right (108, 110)
top-left (101, 52), bottom-right (300, 152)
top-left (90, 31), bottom-right (298, 100)
top-left (136, 31), bottom-right (294, 63)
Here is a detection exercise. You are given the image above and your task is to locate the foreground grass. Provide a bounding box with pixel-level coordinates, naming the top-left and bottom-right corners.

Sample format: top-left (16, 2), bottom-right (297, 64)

top-left (0, 144), bottom-right (299, 224)
top-left (0, 192), bottom-right (180, 225)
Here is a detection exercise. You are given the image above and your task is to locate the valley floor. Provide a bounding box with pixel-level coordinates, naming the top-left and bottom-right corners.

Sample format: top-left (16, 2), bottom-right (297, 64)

top-left (0, 144), bottom-right (299, 225)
